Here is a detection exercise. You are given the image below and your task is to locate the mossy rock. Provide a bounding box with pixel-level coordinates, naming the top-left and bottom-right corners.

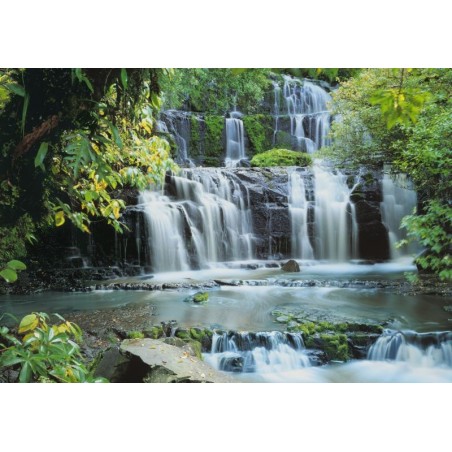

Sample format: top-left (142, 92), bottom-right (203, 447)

top-left (175, 329), bottom-right (190, 341)
top-left (319, 333), bottom-right (349, 362)
top-left (126, 330), bottom-right (144, 339)
top-left (144, 326), bottom-right (164, 340)
top-left (250, 149), bottom-right (312, 167)
top-left (183, 291), bottom-right (209, 304)
top-left (243, 114), bottom-right (274, 155)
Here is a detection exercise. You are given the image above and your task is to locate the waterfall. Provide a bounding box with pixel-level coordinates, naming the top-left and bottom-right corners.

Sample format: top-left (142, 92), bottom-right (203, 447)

top-left (380, 168), bottom-right (418, 258)
top-left (225, 112), bottom-right (246, 167)
top-left (159, 110), bottom-right (194, 165)
top-left (368, 330), bottom-right (452, 367)
top-left (139, 169), bottom-right (254, 272)
top-left (205, 331), bottom-right (311, 373)
top-left (138, 191), bottom-right (191, 272)
top-left (288, 171), bottom-right (314, 260)
top-left (273, 76), bottom-right (332, 152)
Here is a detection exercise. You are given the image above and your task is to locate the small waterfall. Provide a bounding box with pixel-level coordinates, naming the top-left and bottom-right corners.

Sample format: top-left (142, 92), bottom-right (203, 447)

top-left (288, 171), bottom-right (314, 260)
top-left (225, 112), bottom-right (246, 167)
top-left (205, 331), bottom-right (311, 373)
top-left (380, 168), bottom-right (418, 258)
top-left (368, 330), bottom-right (452, 367)
top-left (312, 164), bottom-right (359, 261)
top-left (139, 169), bottom-right (254, 272)
top-left (273, 76), bottom-right (332, 152)
top-left (159, 110), bottom-right (194, 165)
top-left (138, 191), bottom-right (191, 272)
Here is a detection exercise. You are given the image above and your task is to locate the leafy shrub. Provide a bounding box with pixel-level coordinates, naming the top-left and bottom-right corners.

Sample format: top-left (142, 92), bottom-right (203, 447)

top-left (0, 312), bottom-right (108, 383)
top-left (250, 149), bottom-right (313, 167)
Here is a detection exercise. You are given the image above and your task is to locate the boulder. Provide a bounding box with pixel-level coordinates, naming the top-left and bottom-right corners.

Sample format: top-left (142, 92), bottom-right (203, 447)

top-left (282, 259), bottom-right (300, 272)
top-left (120, 339), bottom-right (234, 383)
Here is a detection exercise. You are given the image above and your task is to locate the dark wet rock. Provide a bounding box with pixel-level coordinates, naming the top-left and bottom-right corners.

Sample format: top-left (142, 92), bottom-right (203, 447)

top-left (214, 279), bottom-right (242, 286)
top-left (218, 354), bottom-right (244, 372)
top-left (281, 259), bottom-right (300, 272)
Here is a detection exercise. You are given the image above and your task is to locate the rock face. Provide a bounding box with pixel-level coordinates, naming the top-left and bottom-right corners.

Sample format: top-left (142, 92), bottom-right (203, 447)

top-left (281, 259), bottom-right (300, 272)
top-left (95, 339), bottom-right (234, 383)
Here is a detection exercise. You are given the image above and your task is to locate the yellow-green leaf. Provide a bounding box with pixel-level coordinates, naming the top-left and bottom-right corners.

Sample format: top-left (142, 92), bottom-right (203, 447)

top-left (55, 211), bottom-right (65, 227)
top-left (0, 268), bottom-right (17, 283)
top-left (7, 259), bottom-right (26, 271)
top-left (18, 314), bottom-right (39, 334)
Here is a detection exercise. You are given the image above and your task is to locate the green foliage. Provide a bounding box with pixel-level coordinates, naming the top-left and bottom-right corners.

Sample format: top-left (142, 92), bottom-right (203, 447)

top-left (204, 115), bottom-right (224, 163)
top-left (242, 114), bottom-right (274, 155)
top-left (159, 69), bottom-right (271, 114)
top-left (0, 68), bottom-right (177, 248)
top-left (0, 214), bottom-right (36, 264)
top-left (127, 330), bottom-right (145, 339)
top-left (400, 201), bottom-right (452, 280)
top-left (0, 312), bottom-right (108, 382)
top-left (0, 259), bottom-right (26, 283)
top-left (250, 149), bottom-right (312, 167)
top-left (370, 87), bottom-right (431, 129)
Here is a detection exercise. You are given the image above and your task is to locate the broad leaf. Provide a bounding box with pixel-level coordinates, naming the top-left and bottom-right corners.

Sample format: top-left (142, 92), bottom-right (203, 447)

top-left (0, 268), bottom-right (17, 283)
top-left (7, 259), bottom-right (27, 271)
top-left (18, 314), bottom-right (39, 334)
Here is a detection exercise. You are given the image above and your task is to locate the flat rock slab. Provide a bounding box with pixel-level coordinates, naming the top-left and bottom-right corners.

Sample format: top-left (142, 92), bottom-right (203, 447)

top-left (120, 339), bottom-right (234, 383)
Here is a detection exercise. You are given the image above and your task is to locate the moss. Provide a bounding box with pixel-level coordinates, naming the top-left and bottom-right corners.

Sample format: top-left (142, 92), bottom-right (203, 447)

top-left (243, 114), bottom-right (274, 155)
top-left (175, 329), bottom-right (190, 341)
top-left (204, 115), bottom-right (224, 159)
top-left (126, 331), bottom-right (144, 339)
top-left (319, 333), bottom-right (349, 361)
top-left (144, 326), bottom-right (164, 340)
top-left (274, 131), bottom-right (293, 149)
top-left (250, 149), bottom-right (312, 167)
top-left (190, 116), bottom-right (201, 159)
top-left (188, 340), bottom-right (203, 360)
top-left (193, 291), bottom-right (209, 303)
top-left (0, 214), bottom-right (35, 264)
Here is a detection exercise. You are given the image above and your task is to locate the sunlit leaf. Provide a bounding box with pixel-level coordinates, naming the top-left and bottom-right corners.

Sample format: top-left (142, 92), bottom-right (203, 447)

top-left (18, 314), bottom-right (39, 334)
top-left (55, 211), bottom-right (65, 227)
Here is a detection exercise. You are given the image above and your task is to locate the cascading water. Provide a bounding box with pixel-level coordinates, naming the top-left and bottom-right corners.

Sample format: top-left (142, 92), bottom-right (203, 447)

top-left (158, 110), bottom-right (194, 165)
top-left (139, 169), bottom-right (254, 272)
top-left (204, 331), bottom-right (311, 373)
top-left (288, 164), bottom-right (359, 261)
top-left (368, 330), bottom-right (452, 368)
top-left (225, 112), bottom-right (247, 167)
top-left (380, 168), bottom-right (418, 258)
top-left (313, 164), bottom-right (359, 261)
top-left (288, 171), bottom-right (314, 260)
top-left (273, 76), bottom-right (332, 152)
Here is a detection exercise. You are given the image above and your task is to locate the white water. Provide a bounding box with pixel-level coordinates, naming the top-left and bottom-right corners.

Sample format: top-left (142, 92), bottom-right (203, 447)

top-left (288, 163), bottom-right (359, 261)
top-left (205, 331), bottom-right (311, 374)
top-left (368, 330), bottom-right (452, 367)
top-left (225, 112), bottom-right (246, 167)
top-left (273, 76), bottom-right (332, 152)
top-left (313, 164), bottom-right (359, 261)
top-left (380, 169), bottom-right (418, 258)
top-left (288, 171), bottom-right (314, 260)
top-left (139, 169), bottom-right (254, 272)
